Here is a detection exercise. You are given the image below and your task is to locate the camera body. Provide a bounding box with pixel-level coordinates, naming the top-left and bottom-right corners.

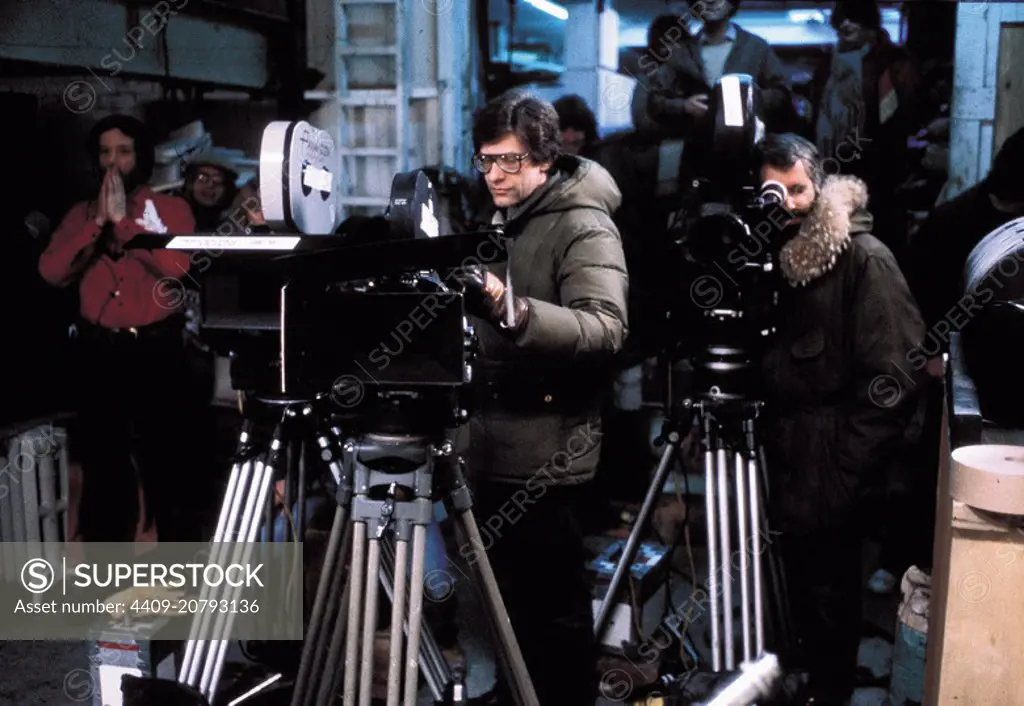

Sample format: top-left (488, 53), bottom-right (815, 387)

top-left (665, 74), bottom-right (786, 400)
top-left (132, 120), bottom-right (501, 433)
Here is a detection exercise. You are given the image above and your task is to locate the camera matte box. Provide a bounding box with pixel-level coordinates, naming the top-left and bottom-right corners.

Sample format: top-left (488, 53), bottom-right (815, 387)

top-left (281, 287), bottom-right (468, 395)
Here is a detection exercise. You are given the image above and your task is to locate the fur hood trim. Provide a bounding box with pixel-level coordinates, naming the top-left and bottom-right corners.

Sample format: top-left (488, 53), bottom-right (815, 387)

top-left (780, 175), bottom-right (869, 287)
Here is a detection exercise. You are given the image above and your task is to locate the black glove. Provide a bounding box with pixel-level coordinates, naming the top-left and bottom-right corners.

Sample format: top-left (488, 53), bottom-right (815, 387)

top-left (450, 265), bottom-right (530, 333)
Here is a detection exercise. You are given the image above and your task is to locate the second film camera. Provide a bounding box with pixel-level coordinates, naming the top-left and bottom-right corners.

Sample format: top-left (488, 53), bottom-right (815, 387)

top-left (667, 73), bottom-right (791, 401)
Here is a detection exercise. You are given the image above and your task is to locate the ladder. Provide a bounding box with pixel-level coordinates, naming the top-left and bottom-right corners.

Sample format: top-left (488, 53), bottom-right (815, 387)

top-left (309, 0), bottom-right (413, 223)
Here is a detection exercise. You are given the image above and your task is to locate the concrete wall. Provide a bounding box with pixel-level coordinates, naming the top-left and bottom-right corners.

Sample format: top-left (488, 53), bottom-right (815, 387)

top-left (0, 76), bottom-right (278, 228)
top-left (0, 0), bottom-right (279, 221)
top-left (534, 2), bottom-right (634, 136)
top-left (0, 0), bottom-right (268, 89)
top-left (948, 2), bottom-right (1024, 200)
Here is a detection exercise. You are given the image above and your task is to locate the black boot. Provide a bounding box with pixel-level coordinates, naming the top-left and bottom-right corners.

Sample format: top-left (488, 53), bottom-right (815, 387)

top-left (121, 675), bottom-right (211, 706)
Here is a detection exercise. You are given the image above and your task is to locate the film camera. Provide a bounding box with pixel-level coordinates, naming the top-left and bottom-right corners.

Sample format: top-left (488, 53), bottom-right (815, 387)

top-left (665, 73), bottom-right (791, 400)
top-left (142, 120), bottom-right (508, 434)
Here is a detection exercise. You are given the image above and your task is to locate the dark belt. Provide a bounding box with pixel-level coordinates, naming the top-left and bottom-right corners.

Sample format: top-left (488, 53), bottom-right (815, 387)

top-left (73, 315), bottom-right (184, 345)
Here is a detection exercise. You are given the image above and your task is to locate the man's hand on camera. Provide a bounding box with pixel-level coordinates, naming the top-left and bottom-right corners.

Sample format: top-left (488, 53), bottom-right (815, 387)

top-left (451, 265), bottom-right (530, 333)
top-left (684, 94), bottom-right (709, 118)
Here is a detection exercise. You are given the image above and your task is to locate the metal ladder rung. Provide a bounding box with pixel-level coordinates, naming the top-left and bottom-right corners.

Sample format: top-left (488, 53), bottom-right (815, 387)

top-left (340, 46), bottom-right (399, 56)
top-left (303, 90), bottom-right (400, 106)
top-left (332, 0), bottom-right (409, 222)
top-left (340, 94), bottom-right (399, 107)
top-left (338, 147), bottom-right (402, 157)
top-left (338, 196), bottom-right (392, 207)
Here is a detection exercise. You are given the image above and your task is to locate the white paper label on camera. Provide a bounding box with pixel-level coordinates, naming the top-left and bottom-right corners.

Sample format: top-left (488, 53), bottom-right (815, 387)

top-left (721, 74), bottom-right (744, 127)
top-left (302, 165), bottom-right (332, 193)
top-left (421, 203), bottom-right (439, 239)
top-left (165, 236), bottom-right (301, 251)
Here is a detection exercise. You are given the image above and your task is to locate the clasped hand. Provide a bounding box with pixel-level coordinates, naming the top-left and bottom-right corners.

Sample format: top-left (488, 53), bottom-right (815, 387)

top-left (94, 167), bottom-right (129, 257)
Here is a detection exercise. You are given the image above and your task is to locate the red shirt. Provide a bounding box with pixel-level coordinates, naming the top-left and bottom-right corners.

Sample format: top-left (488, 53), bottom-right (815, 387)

top-left (39, 186), bottom-right (195, 329)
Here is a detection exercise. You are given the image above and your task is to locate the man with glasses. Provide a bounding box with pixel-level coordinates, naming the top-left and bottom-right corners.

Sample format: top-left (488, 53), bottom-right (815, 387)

top-left (455, 91), bottom-right (628, 705)
top-left (179, 149), bottom-right (239, 231)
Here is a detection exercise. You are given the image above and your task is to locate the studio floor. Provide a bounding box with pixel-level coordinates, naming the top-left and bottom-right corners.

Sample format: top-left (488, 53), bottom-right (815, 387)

top-left (0, 536), bottom-right (907, 706)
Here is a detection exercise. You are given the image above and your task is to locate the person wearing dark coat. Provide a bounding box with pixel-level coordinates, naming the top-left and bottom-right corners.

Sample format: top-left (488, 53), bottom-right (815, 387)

top-left (645, 0), bottom-right (795, 138)
top-left (454, 91), bottom-right (629, 706)
top-left (810, 0), bottom-right (922, 262)
top-left (754, 133), bottom-right (927, 704)
top-left (905, 125), bottom-right (1024, 340)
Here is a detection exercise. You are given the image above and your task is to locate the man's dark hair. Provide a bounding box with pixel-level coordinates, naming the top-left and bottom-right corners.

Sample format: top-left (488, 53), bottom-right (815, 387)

top-left (988, 126), bottom-right (1024, 202)
top-left (472, 90), bottom-right (561, 164)
top-left (648, 13), bottom-right (690, 49)
top-left (688, 0), bottom-right (742, 22)
top-left (754, 133), bottom-right (825, 188)
top-left (829, 0), bottom-right (881, 32)
top-left (551, 95), bottom-right (599, 151)
top-left (87, 114), bottom-right (155, 184)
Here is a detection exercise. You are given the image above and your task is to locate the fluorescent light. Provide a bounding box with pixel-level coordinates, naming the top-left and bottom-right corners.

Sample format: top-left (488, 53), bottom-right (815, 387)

top-left (788, 9), bottom-right (826, 24)
top-left (524, 0), bottom-right (568, 21)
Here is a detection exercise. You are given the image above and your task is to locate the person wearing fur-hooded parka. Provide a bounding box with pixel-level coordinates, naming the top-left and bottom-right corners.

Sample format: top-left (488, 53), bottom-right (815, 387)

top-left (752, 134), bottom-right (928, 704)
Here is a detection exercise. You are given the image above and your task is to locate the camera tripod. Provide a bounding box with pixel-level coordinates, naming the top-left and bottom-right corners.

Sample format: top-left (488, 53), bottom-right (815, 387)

top-left (178, 394), bottom-right (539, 706)
top-left (594, 388), bottom-right (792, 675)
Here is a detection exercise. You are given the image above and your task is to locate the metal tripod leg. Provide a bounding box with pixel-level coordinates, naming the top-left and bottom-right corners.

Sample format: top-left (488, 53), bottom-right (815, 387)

top-left (313, 531), bottom-right (354, 706)
top-left (292, 422), bottom-right (353, 706)
top-left (402, 523), bottom-right (428, 706)
top-left (182, 424), bottom-right (272, 693)
top-left (703, 417), bottom-right (722, 673)
top-left (748, 456), bottom-right (764, 658)
top-left (594, 429), bottom-right (681, 640)
top-left (716, 446), bottom-right (735, 671)
top-left (378, 533), bottom-right (451, 704)
top-left (200, 425), bottom-right (281, 700)
top-left (745, 419), bottom-right (793, 654)
top-left (179, 419), bottom-right (254, 684)
top-left (440, 455), bottom-right (539, 706)
top-left (343, 518), bottom-right (367, 706)
top-left (358, 532), bottom-right (383, 706)
top-left (734, 450), bottom-right (752, 664)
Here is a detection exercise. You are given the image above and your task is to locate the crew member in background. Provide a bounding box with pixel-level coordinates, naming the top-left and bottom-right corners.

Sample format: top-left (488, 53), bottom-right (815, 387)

top-left (646, 0), bottom-right (795, 139)
top-left (811, 0), bottom-right (921, 262)
top-left (456, 91), bottom-right (628, 705)
top-left (231, 177), bottom-right (271, 233)
top-left (905, 125), bottom-right (1024, 339)
top-left (631, 14), bottom-right (695, 137)
top-left (179, 149), bottom-right (239, 230)
top-left (552, 94), bottom-right (599, 157)
top-left (38, 114), bottom-right (201, 544)
top-left (754, 133), bottom-right (926, 704)
top-left (872, 125), bottom-right (1024, 594)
